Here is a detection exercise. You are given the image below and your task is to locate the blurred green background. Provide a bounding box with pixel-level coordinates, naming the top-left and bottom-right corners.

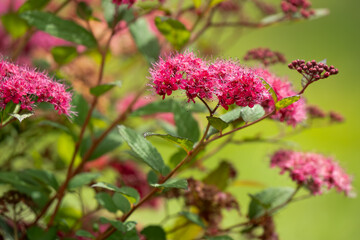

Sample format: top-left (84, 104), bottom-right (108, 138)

top-left (138, 0), bottom-right (360, 239)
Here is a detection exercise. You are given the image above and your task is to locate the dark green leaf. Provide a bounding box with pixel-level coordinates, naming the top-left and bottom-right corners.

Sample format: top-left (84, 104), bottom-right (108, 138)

top-left (147, 170), bottom-right (158, 185)
top-left (275, 95), bottom-right (301, 110)
top-left (76, 2), bottom-right (93, 20)
top-left (51, 46), bottom-right (78, 65)
top-left (207, 116), bottom-right (229, 132)
top-left (1, 13), bottom-right (28, 38)
top-left (95, 192), bottom-right (118, 213)
top-left (248, 187), bottom-right (295, 219)
top-left (261, 78), bottom-right (278, 103)
top-left (151, 178), bottom-right (188, 189)
top-left (202, 161), bottom-right (232, 190)
top-left (18, 0), bottom-right (50, 13)
top-left (9, 112), bottom-right (33, 123)
top-left (240, 104), bottom-right (265, 122)
top-left (173, 103), bottom-right (200, 143)
top-left (76, 230), bottom-right (95, 239)
top-left (80, 128), bottom-right (123, 160)
top-left (141, 226), bottom-right (166, 240)
top-left (68, 172), bottom-right (101, 190)
top-left (92, 182), bottom-right (140, 204)
top-left (145, 133), bottom-right (194, 153)
top-left (90, 81), bottom-right (122, 97)
top-left (102, 0), bottom-right (134, 27)
top-left (72, 93), bottom-right (89, 126)
top-left (206, 108), bottom-right (242, 138)
top-left (22, 169), bottom-right (59, 190)
top-left (129, 18), bottom-right (160, 63)
top-left (169, 149), bottom-right (187, 168)
top-left (100, 217), bottom-right (125, 232)
top-left (0, 217), bottom-right (14, 240)
top-left (20, 11), bottom-right (97, 48)
top-left (38, 120), bottom-right (72, 136)
top-left (155, 17), bottom-right (190, 50)
top-left (118, 125), bottom-right (165, 174)
top-left (180, 211), bottom-right (205, 228)
top-left (113, 192), bottom-right (131, 213)
top-left (27, 226), bottom-right (57, 240)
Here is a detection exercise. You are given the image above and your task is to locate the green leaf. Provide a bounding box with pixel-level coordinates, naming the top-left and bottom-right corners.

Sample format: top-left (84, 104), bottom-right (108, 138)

top-left (113, 192), bottom-right (131, 213)
top-left (95, 192), bottom-right (118, 213)
top-left (100, 217), bottom-right (125, 232)
top-left (275, 95), bottom-right (301, 110)
top-left (145, 133), bottom-right (194, 153)
top-left (72, 93), bottom-right (89, 126)
top-left (207, 235), bottom-right (234, 240)
top-left (38, 120), bottom-right (72, 136)
top-left (207, 116), bottom-right (229, 132)
top-left (102, 0), bottom-right (134, 27)
top-left (210, 0), bottom-right (226, 7)
top-left (180, 211), bottom-right (205, 228)
top-left (20, 11), bottom-right (97, 48)
top-left (27, 226), bottom-right (57, 240)
top-left (193, 0), bottom-right (202, 8)
top-left (154, 17), bottom-right (190, 50)
top-left (151, 178), bottom-right (188, 189)
top-left (51, 46), bottom-right (78, 65)
top-left (309, 8), bottom-right (330, 20)
top-left (80, 128), bottom-right (123, 160)
top-left (248, 187), bottom-right (295, 219)
top-left (261, 78), bottom-right (278, 103)
top-left (22, 169), bottom-right (59, 190)
top-left (90, 81), bottom-right (122, 97)
top-left (1, 13), bottom-right (28, 38)
top-left (173, 103), bottom-right (200, 143)
top-left (68, 172), bottom-right (101, 190)
top-left (147, 170), bottom-right (158, 185)
top-left (76, 2), bottom-right (93, 20)
top-left (118, 125), bottom-right (165, 174)
top-left (141, 226), bottom-right (166, 240)
top-left (18, 0), bottom-right (50, 13)
top-left (203, 161), bottom-right (233, 190)
top-left (9, 112), bottom-right (34, 123)
top-left (92, 182), bottom-right (140, 204)
top-left (169, 149), bottom-right (187, 168)
top-left (76, 230), bottom-right (95, 239)
top-left (240, 104), bottom-right (265, 122)
top-left (129, 18), bottom-right (160, 63)
top-left (206, 108), bottom-right (242, 138)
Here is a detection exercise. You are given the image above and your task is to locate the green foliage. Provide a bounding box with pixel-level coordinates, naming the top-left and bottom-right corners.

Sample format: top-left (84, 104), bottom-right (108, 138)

top-left (102, 0), bottom-right (134, 27)
top-left (206, 108), bottom-right (242, 138)
top-left (68, 172), bottom-right (101, 190)
top-left (90, 81), bottom-right (122, 97)
top-left (203, 161), bottom-right (233, 190)
top-left (95, 192), bottom-right (119, 213)
top-left (92, 182), bottom-right (140, 204)
top-left (113, 192), bottom-right (131, 213)
top-left (72, 93), bottom-right (90, 126)
top-left (207, 116), bottom-right (229, 132)
top-left (207, 236), bottom-right (234, 240)
top-left (145, 133), bottom-right (194, 153)
top-left (248, 187), bottom-right (295, 219)
top-left (241, 104), bottom-right (265, 122)
top-left (151, 178), bottom-right (188, 189)
top-left (1, 13), bottom-right (28, 38)
top-left (9, 113), bottom-right (34, 123)
top-left (51, 46), bottom-right (78, 65)
top-left (180, 211), bottom-right (206, 228)
top-left (261, 78), bottom-right (278, 102)
top-left (275, 95), bottom-right (301, 110)
top-left (141, 225), bottom-right (166, 240)
top-left (18, 0), bottom-right (50, 13)
top-left (76, 2), bottom-right (93, 20)
top-left (118, 125), bottom-right (166, 174)
top-left (27, 227), bottom-right (57, 240)
top-left (155, 17), bottom-right (190, 50)
top-left (76, 230), bottom-right (95, 239)
top-left (20, 11), bottom-right (97, 48)
top-left (129, 18), bottom-right (160, 63)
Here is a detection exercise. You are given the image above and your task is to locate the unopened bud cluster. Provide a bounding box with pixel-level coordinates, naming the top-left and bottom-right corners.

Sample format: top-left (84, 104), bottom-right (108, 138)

top-left (244, 48), bottom-right (286, 66)
top-left (288, 59), bottom-right (338, 82)
top-left (281, 0), bottom-right (315, 18)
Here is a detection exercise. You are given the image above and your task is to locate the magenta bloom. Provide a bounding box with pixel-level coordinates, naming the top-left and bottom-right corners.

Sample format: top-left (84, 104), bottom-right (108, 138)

top-left (0, 60), bottom-right (72, 116)
top-left (271, 150), bottom-right (353, 196)
top-left (255, 68), bottom-right (306, 126)
top-left (150, 52), bottom-right (269, 110)
top-left (112, 0), bottom-right (136, 6)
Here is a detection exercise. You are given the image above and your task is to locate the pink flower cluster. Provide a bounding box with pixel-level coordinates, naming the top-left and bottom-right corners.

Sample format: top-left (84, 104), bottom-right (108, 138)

top-left (0, 60), bottom-right (72, 116)
top-left (255, 68), bottom-right (307, 126)
top-left (281, 0), bottom-right (315, 18)
top-left (271, 150), bottom-right (353, 196)
top-left (150, 52), bottom-right (270, 110)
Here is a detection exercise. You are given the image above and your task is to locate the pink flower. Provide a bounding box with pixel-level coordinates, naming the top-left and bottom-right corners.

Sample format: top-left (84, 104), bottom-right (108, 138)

top-left (270, 150), bottom-right (353, 196)
top-left (149, 52), bottom-right (269, 110)
top-left (112, 0), bottom-right (136, 7)
top-left (255, 68), bottom-right (307, 126)
top-left (0, 60), bottom-right (72, 116)
top-left (117, 94), bottom-right (175, 125)
top-left (28, 31), bottom-right (71, 51)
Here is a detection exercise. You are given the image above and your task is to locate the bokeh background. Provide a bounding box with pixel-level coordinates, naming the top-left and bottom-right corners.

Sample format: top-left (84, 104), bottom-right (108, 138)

top-left (137, 0), bottom-right (360, 239)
